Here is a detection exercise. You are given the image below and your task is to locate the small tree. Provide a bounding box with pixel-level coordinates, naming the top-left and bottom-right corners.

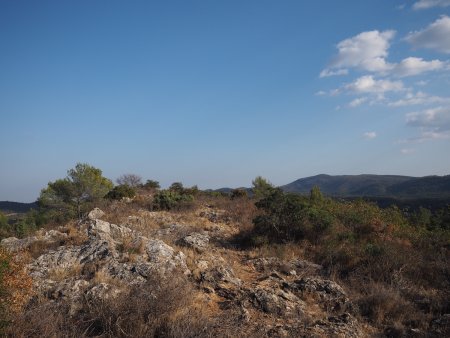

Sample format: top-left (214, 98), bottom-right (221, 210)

top-left (144, 180), bottom-right (160, 190)
top-left (252, 176), bottom-right (275, 200)
top-left (39, 163), bottom-right (113, 219)
top-left (116, 174), bottom-right (142, 188)
top-left (169, 182), bottom-right (184, 194)
top-left (310, 186), bottom-right (324, 203)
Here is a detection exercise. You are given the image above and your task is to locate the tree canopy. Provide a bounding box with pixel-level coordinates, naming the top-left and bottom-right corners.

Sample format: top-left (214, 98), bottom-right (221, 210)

top-left (39, 163), bottom-right (113, 219)
top-left (252, 176), bottom-right (275, 199)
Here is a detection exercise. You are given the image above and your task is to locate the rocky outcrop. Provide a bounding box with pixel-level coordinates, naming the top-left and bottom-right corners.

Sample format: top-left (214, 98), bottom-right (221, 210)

top-left (1, 229), bottom-right (68, 252)
top-left (87, 207), bottom-right (105, 220)
top-left (284, 277), bottom-right (351, 312)
top-left (178, 232), bottom-right (210, 252)
top-left (1, 207), bottom-right (367, 337)
top-left (15, 209), bottom-right (189, 307)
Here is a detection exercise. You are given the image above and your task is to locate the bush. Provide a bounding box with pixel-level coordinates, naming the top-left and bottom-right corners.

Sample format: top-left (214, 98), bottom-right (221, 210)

top-left (252, 176), bottom-right (275, 200)
top-left (152, 190), bottom-right (194, 211)
top-left (105, 185), bottom-right (136, 200)
top-left (144, 179), bottom-right (160, 190)
top-left (230, 188), bottom-right (248, 200)
top-left (253, 189), bottom-right (309, 241)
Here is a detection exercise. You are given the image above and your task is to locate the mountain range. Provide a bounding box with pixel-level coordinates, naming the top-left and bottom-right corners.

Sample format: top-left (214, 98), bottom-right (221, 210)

top-left (281, 174), bottom-right (450, 199)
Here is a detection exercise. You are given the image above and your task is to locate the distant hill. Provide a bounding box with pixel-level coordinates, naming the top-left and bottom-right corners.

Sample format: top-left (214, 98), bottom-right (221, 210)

top-left (0, 201), bottom-right (37, 214)
top-left (281, 174), bottom-right (450, 199)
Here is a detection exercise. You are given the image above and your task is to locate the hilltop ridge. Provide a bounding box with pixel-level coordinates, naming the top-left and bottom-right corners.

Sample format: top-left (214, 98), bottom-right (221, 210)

top-left (281, 174), bottom-right (450, 198)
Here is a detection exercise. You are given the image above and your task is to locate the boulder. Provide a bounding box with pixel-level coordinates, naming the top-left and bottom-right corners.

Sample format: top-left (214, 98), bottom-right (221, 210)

top-left (87, 208), bottom-right (105, 220)
top-left (179, 232), bottom-right (210, 252)
top-left (145, 239), bottom-right (189, 275)
top-left (285, 277), bottom-right (350, 312)
top-left (251, 286), bottom-right (305, 316)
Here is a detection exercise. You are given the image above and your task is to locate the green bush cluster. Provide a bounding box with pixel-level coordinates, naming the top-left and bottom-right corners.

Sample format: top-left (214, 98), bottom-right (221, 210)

top-left (0, 210), bottom-right (45, 240)
top-left (252, 188), bottom-right (335, 243)
top-left (105, 185), bottom-right (136, 200)
top-left (152, 190), bottom-right (194, 211)
top-left (230, 188), bottom-right (248, 200)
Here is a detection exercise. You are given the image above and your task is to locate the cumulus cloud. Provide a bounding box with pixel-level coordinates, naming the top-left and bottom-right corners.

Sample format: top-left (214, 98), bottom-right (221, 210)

top-left (406, 16), bottom-right (450, 54)
top-left (319, 69), bottom-right (349, 78)
top-left (406, 106), bottom-right (450, 129)
top-left (321, 29), bottom-right (446, 78)
top-left (321, 30), bottom-right (395, 76)
top-left (393, 57), bottom-right (445, 77)
top-left (363, 131), bottom-right (377, 139)
top-left (406, 105), bottom-right (450, 141)
top-left (344, 75), bottom-right (404, 94)
top-left (413, 0), bottom-right (450, 10)
top-left (388, 91), bottom-right (450, 107)
top-left (349, 97), bottom-right (368, 107)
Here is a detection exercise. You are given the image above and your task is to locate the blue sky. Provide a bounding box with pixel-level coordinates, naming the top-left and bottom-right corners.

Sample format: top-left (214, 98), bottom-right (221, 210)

top-left (1, 0), bottom-right (450, 202)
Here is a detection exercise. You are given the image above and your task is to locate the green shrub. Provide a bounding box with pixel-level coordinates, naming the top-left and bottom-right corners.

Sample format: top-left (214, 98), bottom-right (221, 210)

top-left (252, 176), bottom-right (275, 200)
top-left (230, 188), bottom-right (248, 200)
top-left (152, 190), bottom-right (194, 211)
top-left (105, 185), bottom-right (136, 200)
top-left (253, 189), bottom-right (309, 241)
top-left (144, 180), bottom-right (160, 190)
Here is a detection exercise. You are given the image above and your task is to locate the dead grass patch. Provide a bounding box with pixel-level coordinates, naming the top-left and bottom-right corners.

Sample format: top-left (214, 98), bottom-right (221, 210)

top-left (48, 263), bottom-right (82, 281)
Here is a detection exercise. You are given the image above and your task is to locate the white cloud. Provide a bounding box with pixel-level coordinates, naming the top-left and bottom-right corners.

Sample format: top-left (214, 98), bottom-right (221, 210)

top-left (406, 16), bottom-right (450, 54)
top-left (349, 97), bottom-right (368, 107)
top-left (406, 106), bottom-right (450, 129)
top-left (319, 68), bottom-right (348, 78)
top-left (321, 30), bottom-right (395, 76)
top-left (315, 90), bottom-right (327, 96)
top-left (388, 91), bottom-right (450, 107)
top-left (321, 29), bottom-right (447, 78)
top-left (345, 75), bottom-right (404, 94)
top-left (413, 0), bottom-right (450, 10)
top-left (393, 57), bottom-right (445, 77)
top-left (363, 131), bottom-right (377, 139)
top-left (406, 105), bottom-right (450, 141)
top-left (401, 148), bottom-right (415, 154)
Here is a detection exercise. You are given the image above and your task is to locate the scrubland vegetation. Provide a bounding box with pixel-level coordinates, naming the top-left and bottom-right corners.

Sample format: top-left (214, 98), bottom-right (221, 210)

top-left (0, 164), bottom-right (449, 337)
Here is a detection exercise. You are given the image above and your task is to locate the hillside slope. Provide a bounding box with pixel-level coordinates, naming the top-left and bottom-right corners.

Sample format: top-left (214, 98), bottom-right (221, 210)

top-left (281, 174), bottom-right (450, 198)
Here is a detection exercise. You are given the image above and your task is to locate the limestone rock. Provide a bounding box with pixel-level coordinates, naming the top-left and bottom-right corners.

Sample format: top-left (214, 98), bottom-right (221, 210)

top-left (145, 239), bottom-right (189, 275)
top-left (285, 277), bottom-right (350, 312)
top-left (85, 283), bottom-right (122, 301)
top-left (179, 232), bottom-right (210, 252)
top-left (251, 286), bottom-right (305, 316)
top-left (1, 229), bottom-right (67, 253)
top-left (87, 208), bottom-right (105, 220)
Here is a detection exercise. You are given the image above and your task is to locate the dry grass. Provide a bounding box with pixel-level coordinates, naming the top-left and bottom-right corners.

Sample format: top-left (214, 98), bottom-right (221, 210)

top-left (27, 239), bottom-right (62, 259)
top-left (7, 271), bottom-right (224, 338)
top-left (48, 263), bottom-right (82, 281)
top-left (63, 222), bottom-right (88, 246)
